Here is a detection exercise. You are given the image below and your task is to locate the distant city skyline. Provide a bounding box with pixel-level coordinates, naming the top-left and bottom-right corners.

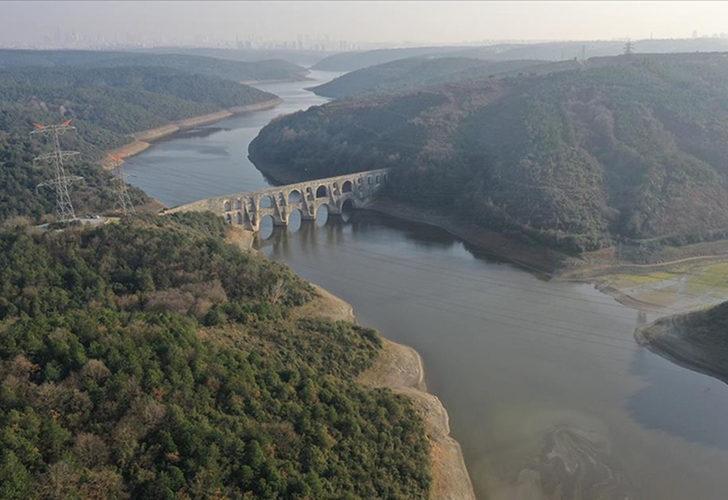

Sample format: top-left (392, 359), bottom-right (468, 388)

top-left (3, 1), bottom-right (728, 50)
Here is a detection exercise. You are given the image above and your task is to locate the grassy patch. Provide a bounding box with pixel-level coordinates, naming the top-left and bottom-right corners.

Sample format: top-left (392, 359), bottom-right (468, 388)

top-left (688, 263), bottom-right (728, 293)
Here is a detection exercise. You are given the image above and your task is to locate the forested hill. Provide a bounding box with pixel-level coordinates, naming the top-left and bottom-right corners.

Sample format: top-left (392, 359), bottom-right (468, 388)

top-left (310, 57), bottom-right (576, 99)
top-left (0, 65), bottom-right (276, 222)
top-left (0, 212), bottom-right (431, 498)
top-left (0, 49), bottom-right (309, 82)
top-left (251, 52), bottom-right (728, 252)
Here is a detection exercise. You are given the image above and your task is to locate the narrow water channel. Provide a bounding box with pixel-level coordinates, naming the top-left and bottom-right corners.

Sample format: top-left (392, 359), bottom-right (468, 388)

top-left (125, 72), bottom-right (728, 499)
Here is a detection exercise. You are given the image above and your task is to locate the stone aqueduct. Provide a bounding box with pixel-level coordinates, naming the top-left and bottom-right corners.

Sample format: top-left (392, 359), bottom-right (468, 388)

top-left (166, 168), bottom-right (390, 231)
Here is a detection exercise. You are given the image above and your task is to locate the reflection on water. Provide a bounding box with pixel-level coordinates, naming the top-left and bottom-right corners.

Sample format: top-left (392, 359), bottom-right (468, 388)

top-left (287, 209), bottom-right (302, 232)
top-left (127, 74), bottom-right (728, 500)
top-left (258, 215), bottom-right (274, 240)
top-left (315, 204), bottom-right (328, 227)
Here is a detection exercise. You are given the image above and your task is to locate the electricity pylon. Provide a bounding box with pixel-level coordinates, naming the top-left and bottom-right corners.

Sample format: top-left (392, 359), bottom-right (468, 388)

top-left (31, 120), bottom-right (80, 222)
top-left (624, 39), bottom-right (634, 56)
top-left (109, 154), bottom-right (135, 215)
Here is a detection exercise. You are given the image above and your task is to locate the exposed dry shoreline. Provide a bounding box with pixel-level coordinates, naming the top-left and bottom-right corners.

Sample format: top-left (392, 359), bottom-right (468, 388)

top-left (102, 97), bottom-right (282, 169)
top-left (301, 284), bottom-right (476, 500)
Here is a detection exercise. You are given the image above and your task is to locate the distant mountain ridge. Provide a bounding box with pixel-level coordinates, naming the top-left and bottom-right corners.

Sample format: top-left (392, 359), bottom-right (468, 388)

top-left (312, 38), bottom-right (728, 71)
top-left (310, 57), bottom-right (579, 99)
top-left (0, 49), bottom-right (309, 82)
top-left (251, 52), bottom-right (728, 252)
top-left (135, 46), bottom-right (337, 67)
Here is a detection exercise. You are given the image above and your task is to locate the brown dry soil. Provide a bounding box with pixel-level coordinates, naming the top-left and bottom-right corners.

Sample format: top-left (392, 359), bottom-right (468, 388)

top-left (224, 226), bottom-right (256, 252)
top-left (298, 285), bottom-right (476, 500)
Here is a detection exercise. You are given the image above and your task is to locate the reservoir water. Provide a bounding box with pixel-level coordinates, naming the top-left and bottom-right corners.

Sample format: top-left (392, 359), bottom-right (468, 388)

top-left (125, 72), bottom-right (728, 499)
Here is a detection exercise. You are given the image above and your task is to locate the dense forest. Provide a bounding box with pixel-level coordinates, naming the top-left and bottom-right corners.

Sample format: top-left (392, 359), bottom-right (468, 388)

top-left (0, 49), bottom-right (308, 82)
top-left (0, 213), bottom-right (431, 498)
top-left (311, 57), bottom-right (576, 99)
top-left (251, 53), bottom-right (728, 252)
top-left (0, 65), bottom-right (276, 222)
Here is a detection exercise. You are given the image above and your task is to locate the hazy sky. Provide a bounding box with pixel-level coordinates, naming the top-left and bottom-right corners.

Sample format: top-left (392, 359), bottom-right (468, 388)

top-left (3, 1), bottom-right (728, 48)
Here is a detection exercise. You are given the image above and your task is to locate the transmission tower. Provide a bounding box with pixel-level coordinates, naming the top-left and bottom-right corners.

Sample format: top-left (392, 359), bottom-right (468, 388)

top-left (31, 120), bottom-right (80, 222)
top-left (624, 39), bottom-right (634, 56)
top-left (109, 154), bottom-right (135, 215)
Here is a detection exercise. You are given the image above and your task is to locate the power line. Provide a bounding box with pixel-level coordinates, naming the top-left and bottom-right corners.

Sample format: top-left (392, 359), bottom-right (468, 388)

top-left (109, 154), bottom-right (135, 216)
top-left (31, 120), bottom-right (81, 222)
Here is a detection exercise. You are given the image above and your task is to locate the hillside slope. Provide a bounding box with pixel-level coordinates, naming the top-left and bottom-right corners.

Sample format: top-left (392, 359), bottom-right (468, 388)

top-left (251, 53), bottom-right (728, 252)
top-left (0, 49), bottom-right (308, 82)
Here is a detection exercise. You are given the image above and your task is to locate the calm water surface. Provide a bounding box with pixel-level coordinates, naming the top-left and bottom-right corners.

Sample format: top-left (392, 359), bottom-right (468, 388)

top-left (126, 73), bottom-right (728, 499)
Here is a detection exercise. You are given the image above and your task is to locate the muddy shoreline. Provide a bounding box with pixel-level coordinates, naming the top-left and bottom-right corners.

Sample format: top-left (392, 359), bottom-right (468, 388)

top-left (302, 284), bottom-right (476, 500)
top-left (103, 97), bottom-right (282, 169)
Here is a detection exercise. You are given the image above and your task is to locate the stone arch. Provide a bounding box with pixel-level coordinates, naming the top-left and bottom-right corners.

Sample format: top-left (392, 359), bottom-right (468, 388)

top-left (223, 200), bottom-right (232, 212)
top-left (225, 213), bottom-right (232, 224)
top-left (342, 180), bottom-right (353, 193)
top-left (259, 195), bottom-right (274, 209)
top-left (367, 176), bottom-right (373, 185)
top-left (375, 175), bottom-right (381, 184)
top-left (237, 211), bottom-right (243, 224)
top-left (288, 189), bottom-right (302, 203)
top-left (236, 199), bottom-right (243, 210)
top-left (315, 185), bottom-right (327, 198)
top-left (341, 198), bottom-right (355, 212)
